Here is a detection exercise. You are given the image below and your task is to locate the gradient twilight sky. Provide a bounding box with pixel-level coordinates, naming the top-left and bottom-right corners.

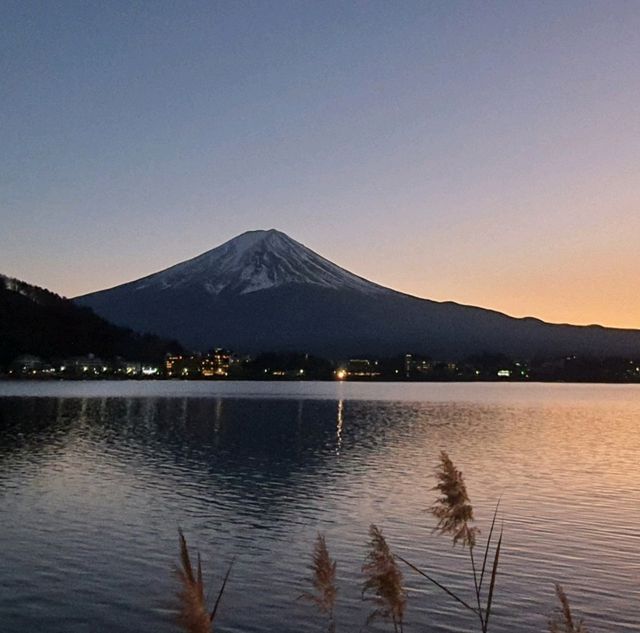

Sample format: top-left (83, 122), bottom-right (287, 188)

top-left (2, 1), bottom-right (639, 328)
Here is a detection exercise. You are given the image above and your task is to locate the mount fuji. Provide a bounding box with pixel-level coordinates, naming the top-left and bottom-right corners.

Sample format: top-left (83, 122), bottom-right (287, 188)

top-left (76, 229), bottom-right (640, 358)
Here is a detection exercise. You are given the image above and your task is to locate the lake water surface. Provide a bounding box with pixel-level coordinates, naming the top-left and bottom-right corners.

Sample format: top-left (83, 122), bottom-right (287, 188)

top-left (0, 381), bottom-right (639, 632)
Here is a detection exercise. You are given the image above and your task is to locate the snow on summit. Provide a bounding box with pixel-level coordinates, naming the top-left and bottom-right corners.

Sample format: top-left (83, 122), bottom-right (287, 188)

top-left (131, 229), bottom-right (387, 296)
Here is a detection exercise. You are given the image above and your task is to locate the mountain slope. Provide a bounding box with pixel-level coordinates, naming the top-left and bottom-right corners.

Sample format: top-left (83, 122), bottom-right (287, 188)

top-left (0, 275), bottom-right (183, 365)
top-left (75, 230), bottom-right (640, 358)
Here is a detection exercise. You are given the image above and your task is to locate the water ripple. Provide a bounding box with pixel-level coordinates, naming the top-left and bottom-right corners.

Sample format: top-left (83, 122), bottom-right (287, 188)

top-left (0, 382), bottom-right (639, 632)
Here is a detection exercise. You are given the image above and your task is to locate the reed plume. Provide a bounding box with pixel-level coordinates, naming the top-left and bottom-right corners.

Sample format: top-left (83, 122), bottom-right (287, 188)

top-left (175, 529), bottom-right (233, 633)
top-left (300, 533), bottom-right (337, 632)
top-left (362, 524), bottom-right (406, 633)
top-left (398, 451), bottom-right (502, 632)
top-left (430, 450), bottom-right (479, 548)
top-left (549, 584), bottom-right (588, 633)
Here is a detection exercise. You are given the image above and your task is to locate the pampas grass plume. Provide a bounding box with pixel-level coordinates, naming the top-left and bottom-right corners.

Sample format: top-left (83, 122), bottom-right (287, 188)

top-left (175, 529), bottom-right (233, 633)
top-left (430, 450), bottom-right (479, 548)
top-left (300, 533), bottom-right (337, 632)
top-left (362, 524), bottom-right (406, 633)
top-left (176, 529), bottom-right (211, 633)
top-left (301, 533), bottom-right (337, 613)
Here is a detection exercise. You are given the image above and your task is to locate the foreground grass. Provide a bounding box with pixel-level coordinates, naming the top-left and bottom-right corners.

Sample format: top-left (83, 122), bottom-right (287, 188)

top-left (175, 452), bottom-right (588, 632)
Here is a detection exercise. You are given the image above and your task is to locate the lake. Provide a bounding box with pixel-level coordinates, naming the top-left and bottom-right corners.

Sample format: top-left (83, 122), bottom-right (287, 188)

top-left (0, 381), bottom-right (639, 632)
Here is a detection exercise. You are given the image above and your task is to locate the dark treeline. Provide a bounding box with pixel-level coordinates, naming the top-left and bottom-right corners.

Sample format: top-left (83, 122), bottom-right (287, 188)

top-left (0, 274), bottom-right (183, 366)
top-left (368, 353), bottom-right (640, 383)
top-left (229, 351), bottom-right (640, 383)
top-left (237, 352), bottom-right (335, 380)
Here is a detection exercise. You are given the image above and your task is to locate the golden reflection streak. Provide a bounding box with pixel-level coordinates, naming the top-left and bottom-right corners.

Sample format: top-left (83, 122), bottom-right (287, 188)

top-left (336, 399), bottom-right (344, 454)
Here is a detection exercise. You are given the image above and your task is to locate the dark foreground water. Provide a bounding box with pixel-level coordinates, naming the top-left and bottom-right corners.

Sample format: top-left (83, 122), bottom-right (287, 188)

top-left (0, 381), bottom-right (639, 633)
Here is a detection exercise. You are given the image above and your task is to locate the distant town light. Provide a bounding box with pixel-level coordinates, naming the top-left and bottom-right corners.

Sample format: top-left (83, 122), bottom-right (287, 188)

top-left (336, 369), bottom-right (347, 380)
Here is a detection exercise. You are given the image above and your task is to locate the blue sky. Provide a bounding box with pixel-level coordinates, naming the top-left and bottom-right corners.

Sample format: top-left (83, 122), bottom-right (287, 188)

top-left (2, 1), bottom-right (639, 327)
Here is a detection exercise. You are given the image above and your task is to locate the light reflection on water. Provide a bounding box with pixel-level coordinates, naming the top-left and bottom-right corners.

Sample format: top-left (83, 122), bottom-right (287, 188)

top-left (0, 382), bottom-right (639, 633)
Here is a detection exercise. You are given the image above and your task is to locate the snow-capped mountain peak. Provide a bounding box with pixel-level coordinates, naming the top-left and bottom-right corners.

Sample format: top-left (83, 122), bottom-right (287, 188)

top-left (76, 229), bottom-right (640, 359)
top-left (130, 229), bottom-right (387, 296)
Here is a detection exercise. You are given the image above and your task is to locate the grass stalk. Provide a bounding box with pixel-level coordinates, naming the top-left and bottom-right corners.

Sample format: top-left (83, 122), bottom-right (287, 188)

top-left (482, 526), bottom-right (502, 632)
top-left (549, 583), bottom-right (588, 633)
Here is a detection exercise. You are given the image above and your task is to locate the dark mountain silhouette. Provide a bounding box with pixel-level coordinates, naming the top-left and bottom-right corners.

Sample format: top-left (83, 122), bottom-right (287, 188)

top-left (75, 229), bottom-right (640, 358)
top-left (0, 274), bottom-right (183, 365)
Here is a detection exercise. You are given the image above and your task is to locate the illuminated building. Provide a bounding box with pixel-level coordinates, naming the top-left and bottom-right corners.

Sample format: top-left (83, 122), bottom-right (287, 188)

top-left (201, 349), bottom-right (231, 377)
top-left (166, 349), bottom-right (232, 378)
top-left (345, 359), bottom-right (380, 378)
top-left (404, 354), bottom-right (436, 378)
top-left (11, 355), bottom-right (45, 373)
top-left (165, 354), bottom-right (201, 378)
top-left (68, 354), bottom-right (109, 374)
